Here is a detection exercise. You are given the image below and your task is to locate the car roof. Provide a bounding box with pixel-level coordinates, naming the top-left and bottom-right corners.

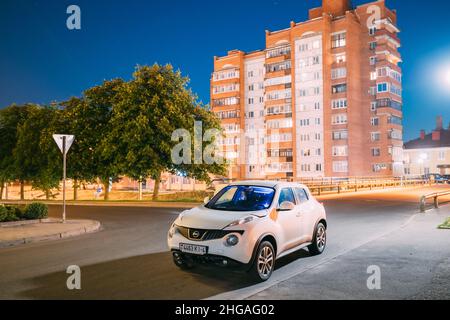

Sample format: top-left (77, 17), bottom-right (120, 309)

top-left (230, 180), bottom-right (307, 189)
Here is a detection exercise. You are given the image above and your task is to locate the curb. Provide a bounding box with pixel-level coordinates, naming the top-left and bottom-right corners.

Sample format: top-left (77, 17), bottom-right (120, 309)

top-left (0, 220), bottom-right (102, 249)
top-left (0, 219), bottom-right (52, 228)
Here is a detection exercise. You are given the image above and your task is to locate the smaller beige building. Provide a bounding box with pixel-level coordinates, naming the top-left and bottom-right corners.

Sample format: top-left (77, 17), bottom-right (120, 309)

top-left (404, 117), bottom-right (450, 176)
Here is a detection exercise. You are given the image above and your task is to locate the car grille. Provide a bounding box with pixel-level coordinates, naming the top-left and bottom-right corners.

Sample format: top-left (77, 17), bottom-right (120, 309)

top-left (177, 226), bottom-right (244, 242)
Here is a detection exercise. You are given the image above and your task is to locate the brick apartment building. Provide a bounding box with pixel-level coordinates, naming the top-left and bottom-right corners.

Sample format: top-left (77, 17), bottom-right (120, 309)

top-left (404, 117), bottom-right (450, 176)
top-left (210, 0), bottom-right (403, 180)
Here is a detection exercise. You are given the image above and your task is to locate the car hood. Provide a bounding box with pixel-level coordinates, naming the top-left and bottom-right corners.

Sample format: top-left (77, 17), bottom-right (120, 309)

top-left (177, 206), bottom-right (268, 230)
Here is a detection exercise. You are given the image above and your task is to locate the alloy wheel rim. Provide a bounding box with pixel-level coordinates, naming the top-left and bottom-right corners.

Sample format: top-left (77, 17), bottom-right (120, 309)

top-left (257, 246), bottom-right (274, 278)
top-left (317, 226), bottom-right (326, 251)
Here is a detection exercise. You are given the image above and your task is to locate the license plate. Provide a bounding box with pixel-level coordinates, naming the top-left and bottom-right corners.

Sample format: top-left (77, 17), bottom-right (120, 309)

top-left (179, 243), bottom-right (208, 255)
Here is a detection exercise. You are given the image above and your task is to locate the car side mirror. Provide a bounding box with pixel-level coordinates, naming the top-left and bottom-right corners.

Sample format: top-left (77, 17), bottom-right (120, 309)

top-left (277, 201), bottom-right (295, 212)
top-left (203, 197), bottom-right (210, 205)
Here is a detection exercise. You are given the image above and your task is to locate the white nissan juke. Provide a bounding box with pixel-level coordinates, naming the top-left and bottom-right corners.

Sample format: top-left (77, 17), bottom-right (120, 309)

top-left (167, 181), bottom-right (327, 282)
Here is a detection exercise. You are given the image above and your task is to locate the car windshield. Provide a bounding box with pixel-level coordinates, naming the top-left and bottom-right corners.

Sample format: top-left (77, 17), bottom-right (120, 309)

top-left (206, 186), bottom-right (275, 212)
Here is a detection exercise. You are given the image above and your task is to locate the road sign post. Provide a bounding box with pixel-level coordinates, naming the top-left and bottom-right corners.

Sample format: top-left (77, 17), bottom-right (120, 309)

top-left (53, 134), bottom-right (74, 223)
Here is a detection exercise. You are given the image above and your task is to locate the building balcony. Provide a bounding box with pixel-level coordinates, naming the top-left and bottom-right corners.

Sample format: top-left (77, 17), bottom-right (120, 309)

top-left (376, 99), bottom-right (402, 112)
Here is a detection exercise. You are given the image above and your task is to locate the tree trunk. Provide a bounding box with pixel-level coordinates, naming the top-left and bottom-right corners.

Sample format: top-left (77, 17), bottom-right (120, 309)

top-left (0, 183), bottom-right (4, 200)
top-left (73, 179), bottom-right (78, 201)
top-left (102, 178), bottom-right (110, 201)
top-left (45, 190), bottom-right (50, 200)
top-left (20, 181), bottom-right (25, 200)
top-left (138, 178), bottom-right (143, 201)
top-left (152, 171), bottom-right (162, 201)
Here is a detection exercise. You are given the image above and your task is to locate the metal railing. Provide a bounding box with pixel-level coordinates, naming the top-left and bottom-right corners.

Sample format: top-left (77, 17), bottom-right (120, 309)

top-left (209, 176), bottom-right (432, 197)
top-left (305, 178), bottom-right (428, 196)
top-left (420, 190), bottom-right (450, 213)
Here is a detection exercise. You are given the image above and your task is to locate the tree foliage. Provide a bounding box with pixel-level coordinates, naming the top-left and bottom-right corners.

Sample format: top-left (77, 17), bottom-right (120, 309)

top-left (0, 64), bottom-right (227, 200)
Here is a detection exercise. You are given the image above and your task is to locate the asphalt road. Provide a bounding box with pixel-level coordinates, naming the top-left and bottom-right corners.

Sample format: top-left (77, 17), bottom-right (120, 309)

top-left (0, 186), bottom-right (449, 300)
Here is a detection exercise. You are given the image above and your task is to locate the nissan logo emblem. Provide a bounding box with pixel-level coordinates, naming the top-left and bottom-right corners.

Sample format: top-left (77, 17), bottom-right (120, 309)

top-left (192, 231), bottom-right (200, 238)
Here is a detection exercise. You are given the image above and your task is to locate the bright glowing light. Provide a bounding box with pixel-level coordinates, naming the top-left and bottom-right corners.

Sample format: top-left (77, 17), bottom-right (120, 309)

top-left (445, 68), bottom-right (450, 87)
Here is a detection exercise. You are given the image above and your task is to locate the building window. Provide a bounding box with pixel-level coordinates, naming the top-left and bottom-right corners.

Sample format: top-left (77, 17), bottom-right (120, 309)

top-left (213, 97), bottom-right (239, 107)
top-left (370, 71), bottom-right (377, 81)
top-left (439, 150), bottom-right (446, 161)
top-left (388, 129), bottom-right (402, 140)
top-left (332, 114), bottom-right (348, 125)
top-left (332, 83), bottom-right (347, 94)
top-left (333, 161), bottom-right (348, 173)
top-left (266, 61), bottom-right (291, 73)
top-left (369, 26), bottom-right (377, 36)
top-left (333, 130), bottom-right (348, 140)
top-left (335, 53), bottom-right (346, 64)
top-left (369, 42), bottom-right (377, 50)
top-left (371, 132), bottom-right (381, 141)
top-left (370, 56), bottom-right (377, 65)
top-left (371, 117), bottom-right (379, 126)
top-left (266, 45), bottom-right (291, 58)
top-left (332, 67), bottom-right (347, 80)
top-left (370, 101), bottom-right (377, 111)
top-left (332, 146), bottom-right (348, 157)
top-left (316, 164), bottom-right (322, 172)
top-left (332, 99), bottom-right (348, 109)
top-left (372, 148), bottom-right (381, 157)
top-left (377, 83), bottom-right (388, 93)
top-left (332, 32), bottom-right (346, 49)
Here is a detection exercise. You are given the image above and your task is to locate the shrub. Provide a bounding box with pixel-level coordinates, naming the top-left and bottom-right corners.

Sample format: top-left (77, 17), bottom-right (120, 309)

top-left (6, 206), bottom-right (24, 220)
top-left (0, 205), bottom-right (8, 222)
top-left (24, 203), bottom-right (49, 220)
top-left (0, 206), bottom-right (20, 222)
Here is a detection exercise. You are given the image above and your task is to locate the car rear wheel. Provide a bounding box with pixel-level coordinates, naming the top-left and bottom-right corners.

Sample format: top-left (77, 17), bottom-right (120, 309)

top-left (250, 241), bottom-right (275, 282)
top-left (308, 223), bottom-right (327, 255)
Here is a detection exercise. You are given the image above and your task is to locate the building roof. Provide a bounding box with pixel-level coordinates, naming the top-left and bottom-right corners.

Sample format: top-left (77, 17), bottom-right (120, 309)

top-left (404, 129), bottom-right (450, 150)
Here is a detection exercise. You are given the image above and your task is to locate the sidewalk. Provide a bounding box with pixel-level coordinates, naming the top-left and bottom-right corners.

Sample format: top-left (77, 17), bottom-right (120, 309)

top-left (0, 219), bottom-right (101, 248)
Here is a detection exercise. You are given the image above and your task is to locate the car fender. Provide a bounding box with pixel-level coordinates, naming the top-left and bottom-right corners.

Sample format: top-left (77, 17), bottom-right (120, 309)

top-left (246, 232), bottom-right (279, 270)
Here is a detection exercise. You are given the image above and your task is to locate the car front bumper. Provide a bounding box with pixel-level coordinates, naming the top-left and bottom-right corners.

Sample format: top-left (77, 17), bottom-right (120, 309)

top-left (168, 230), bottom-right (255, 265)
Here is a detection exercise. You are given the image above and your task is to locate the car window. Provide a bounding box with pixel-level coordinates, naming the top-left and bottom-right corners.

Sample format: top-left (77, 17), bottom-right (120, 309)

top-left (278, 188), bottom-right (296, 206)
top-left (215, 187), bottom-right (238, 206)
top-left (294, 188), bottom-right (309, 203)
top-left (206, 186), bottom-right (275, 212)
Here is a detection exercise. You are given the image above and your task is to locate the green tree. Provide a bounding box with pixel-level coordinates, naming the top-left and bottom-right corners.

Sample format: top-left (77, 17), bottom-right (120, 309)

top-left (0, 104), bottom-right (33, 200)
top-left (69, 79), bottom-right (125, 200)
top-left (14, 105), bottom-right (61, 200)
top-left (103, 64), bottom-right (227, 200)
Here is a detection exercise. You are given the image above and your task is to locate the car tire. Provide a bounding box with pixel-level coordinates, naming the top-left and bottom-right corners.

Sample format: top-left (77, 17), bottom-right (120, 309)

top-left (172, 252), bottom-right (194, 270)
top-left (308, 222), bottom-right (327, 256)
top-left (250, 241), bottom-right (275, 282)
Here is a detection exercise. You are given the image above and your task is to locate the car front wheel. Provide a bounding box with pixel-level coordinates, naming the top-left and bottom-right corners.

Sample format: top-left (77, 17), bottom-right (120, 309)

top-left (308, 222), bottom-right (327, 255)
top-left (250, 241), bottom-right (275, 282)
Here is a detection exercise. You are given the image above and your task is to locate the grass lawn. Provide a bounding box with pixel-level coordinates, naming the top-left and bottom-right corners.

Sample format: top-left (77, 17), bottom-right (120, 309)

top-left (438, 217), bottom-right (450, 229)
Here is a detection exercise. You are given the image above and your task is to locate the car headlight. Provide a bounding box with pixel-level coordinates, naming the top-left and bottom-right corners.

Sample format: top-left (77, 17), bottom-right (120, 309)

top-left (226, 216), bottom-right (254, 228)
top-left (225, 234), bottom-right (239, 247)
top-left (168, 223), bottom-right (178, 239)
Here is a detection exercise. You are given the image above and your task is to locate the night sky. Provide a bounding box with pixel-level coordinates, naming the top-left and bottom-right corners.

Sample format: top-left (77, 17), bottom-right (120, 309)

top-left (1, 0), bottom-right (450, 141)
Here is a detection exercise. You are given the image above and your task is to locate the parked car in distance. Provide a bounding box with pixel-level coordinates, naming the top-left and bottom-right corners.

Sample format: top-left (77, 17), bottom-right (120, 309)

top-left (167, 181), bottom-right (327, 282)
top-left (424, 173), bottom-right (448, 184)
top-left (442, 175), bottom-right (450, 184)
